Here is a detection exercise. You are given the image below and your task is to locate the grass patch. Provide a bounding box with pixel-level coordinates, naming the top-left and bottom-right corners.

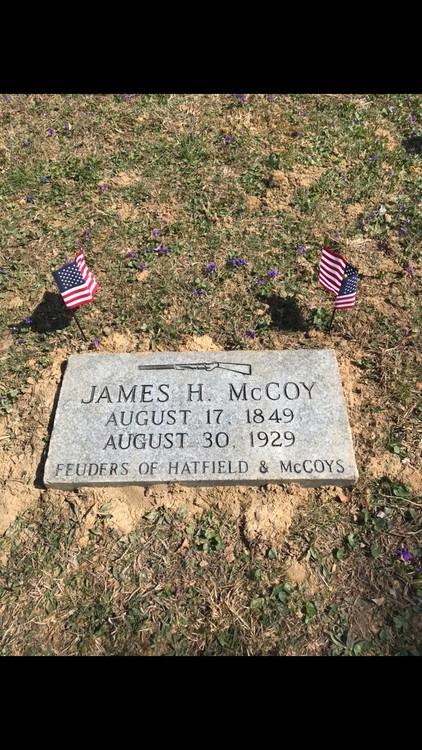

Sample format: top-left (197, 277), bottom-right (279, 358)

top-left (0, 93), bottom-right (421, 655)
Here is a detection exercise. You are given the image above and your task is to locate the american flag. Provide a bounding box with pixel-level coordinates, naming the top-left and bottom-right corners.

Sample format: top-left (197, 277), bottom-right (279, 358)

top-left (334, 263), bottom-right (358, 309)
top-left (52, 250), bottom-right (98, 310)
top-left (319, 246), bottom-right (347, 295)
top-left (319, 246), bottom-right (358, 309)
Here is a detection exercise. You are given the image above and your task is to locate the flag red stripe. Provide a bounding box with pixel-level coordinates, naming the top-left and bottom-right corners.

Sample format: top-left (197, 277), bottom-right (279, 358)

top-left (334, 297), bottom-right (356, 310)
top-left (319, 272), bottom-right (342, 294)
top-left (321, 248), bottom-right (346, 264)
top-left (64, 293), bottom-right (95, 308)
top-left (53, 251), bottom-right (98, 310)
top-left (63, 286), bottom-right (97, 303)
top-left (335, 295), bottom-right (356, 302)
top-left (77, 256), bottom-right (98, 292)
top-left (62, 283), bottom-right (95, 301)
top-left (63, 252), bottom-right (98, 309)
top-left (321, 247), bottom-right (346, 264)
top-left (321, 257), bottom-right (345, 280)
top-left (334, 297), bottom-right (356, 309)
top-left (320, 261), bottom-right (344, 279)
top-left (65, 295), bottom-right (96, 309)
top-left (319, 247), bottom-right (346, 296)
top-left (319, 270), bottom-right (341, 294)
top-left (63, 293), bottom-right (96, 307)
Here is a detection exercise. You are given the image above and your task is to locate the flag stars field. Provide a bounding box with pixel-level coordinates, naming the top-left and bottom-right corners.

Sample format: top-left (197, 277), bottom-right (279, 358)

top-left (52, 251), bottom-right (98, 310)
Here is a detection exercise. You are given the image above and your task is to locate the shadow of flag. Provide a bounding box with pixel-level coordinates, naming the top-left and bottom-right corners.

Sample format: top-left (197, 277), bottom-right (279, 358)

top-left (15, 291), bottom-right (75, 333)
top-left (260, 295), bottom-right (308, 332)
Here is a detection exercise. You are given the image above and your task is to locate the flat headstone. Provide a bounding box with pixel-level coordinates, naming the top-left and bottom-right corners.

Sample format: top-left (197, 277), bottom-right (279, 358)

top-left (44, 350), bottom-right (358, 489)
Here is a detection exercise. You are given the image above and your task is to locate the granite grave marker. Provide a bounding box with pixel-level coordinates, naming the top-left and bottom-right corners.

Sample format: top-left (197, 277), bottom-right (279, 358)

top-left (44, 350), bottom-right (359, 488)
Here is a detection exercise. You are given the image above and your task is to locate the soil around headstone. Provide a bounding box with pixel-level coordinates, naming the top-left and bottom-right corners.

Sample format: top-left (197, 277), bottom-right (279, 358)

top-left (1, 334), bottom-right (419, 549)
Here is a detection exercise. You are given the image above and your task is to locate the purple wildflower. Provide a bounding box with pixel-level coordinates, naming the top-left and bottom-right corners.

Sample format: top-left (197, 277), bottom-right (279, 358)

top-left (47, 128), bottom-right (55, 136)
top-left (401, 327), bottom-right (409, 336)
top-left (17, 338), bottom-right (24, 345)
top-left (268, 268), bottom-right (279, 279)
top-left (23, 140), bottom-right (31, 147)
top-left (127, 250), bottom-right (138, 258)
top-left (93, 338), bottom-right (101, 346)
top-left (11, 326), bottom-right (19, 333)
top-left (235, 94), bottom-right (247, 104)
top-left (2, 95), bottom-right (11, 102)
top-left (246, 330), bottom-right (256, 339)
top-left (401, 227), bottom-right (409, 234)
top-left (293, 130), bottom-right (302, 136)
top-left (24, 317), bottom-right (32, 325)
top-left (332, 232), bottom-right (339, 238)
top-left (26, 194), bottom-right (35, 203)
top-left (268, 95), bottom-right (276, 102)
top-left (194, 289), bottom-right (206, 296)
top-left (296, 244), bottom-right (307, 254)
top-left (257, 278), bottom-right (264, 286)
top-left (231, 257), bottom-right (246, 267)
top-left (115, 212), bottom-right (122, 220)
top-left (123, 94), bottom-right (131, 101)
top-left (409, 115), bottom-right (417, 123)
top-left (367, 155), bottom-right (377, 161)
top-left (99, 185), bottom-right (107, 191)
top-left (206, 262), bottom-right (216, 273)
top-left (397, 548), bottom-right (413, 562)
top-left (154, 244), bottom-right (168, 255)
top-left (152, 229), bottom-right (160, 238)
top-left (40, 176), bottom-right (47, 184)
top-left (84, 229), bottom-right (92, 238)
top-left (139, 262), bottom-right (146, 271)
top-left (224, 135), bottom-right (234, 144)
top-left (387, 170), bottom-right (393, 176)
top-left (407, 263), bottom-right (414, 275)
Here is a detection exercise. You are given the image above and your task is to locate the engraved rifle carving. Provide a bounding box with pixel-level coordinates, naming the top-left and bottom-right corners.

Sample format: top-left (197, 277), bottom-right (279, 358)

top-left (138, 362), bottom-right (252, 375)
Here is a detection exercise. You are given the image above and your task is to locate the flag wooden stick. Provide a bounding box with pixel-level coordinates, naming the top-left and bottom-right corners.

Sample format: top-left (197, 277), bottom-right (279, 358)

top-left (72, 310), bottom-right (88, 341)
top-left (59, 297), bottom-right (88, 341)
top-left (327, 306), bottom-right (337, 333)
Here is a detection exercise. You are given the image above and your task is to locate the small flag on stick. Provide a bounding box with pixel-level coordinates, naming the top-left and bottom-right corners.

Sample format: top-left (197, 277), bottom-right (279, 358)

top-left (318, 246), bottom-right (358, 331)
top-left (334, 263), bottom-right (358, 309)
top-left (319, 247), bottom-right (347, 295)
top-left (52, 250), bottom-right (98, 310)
